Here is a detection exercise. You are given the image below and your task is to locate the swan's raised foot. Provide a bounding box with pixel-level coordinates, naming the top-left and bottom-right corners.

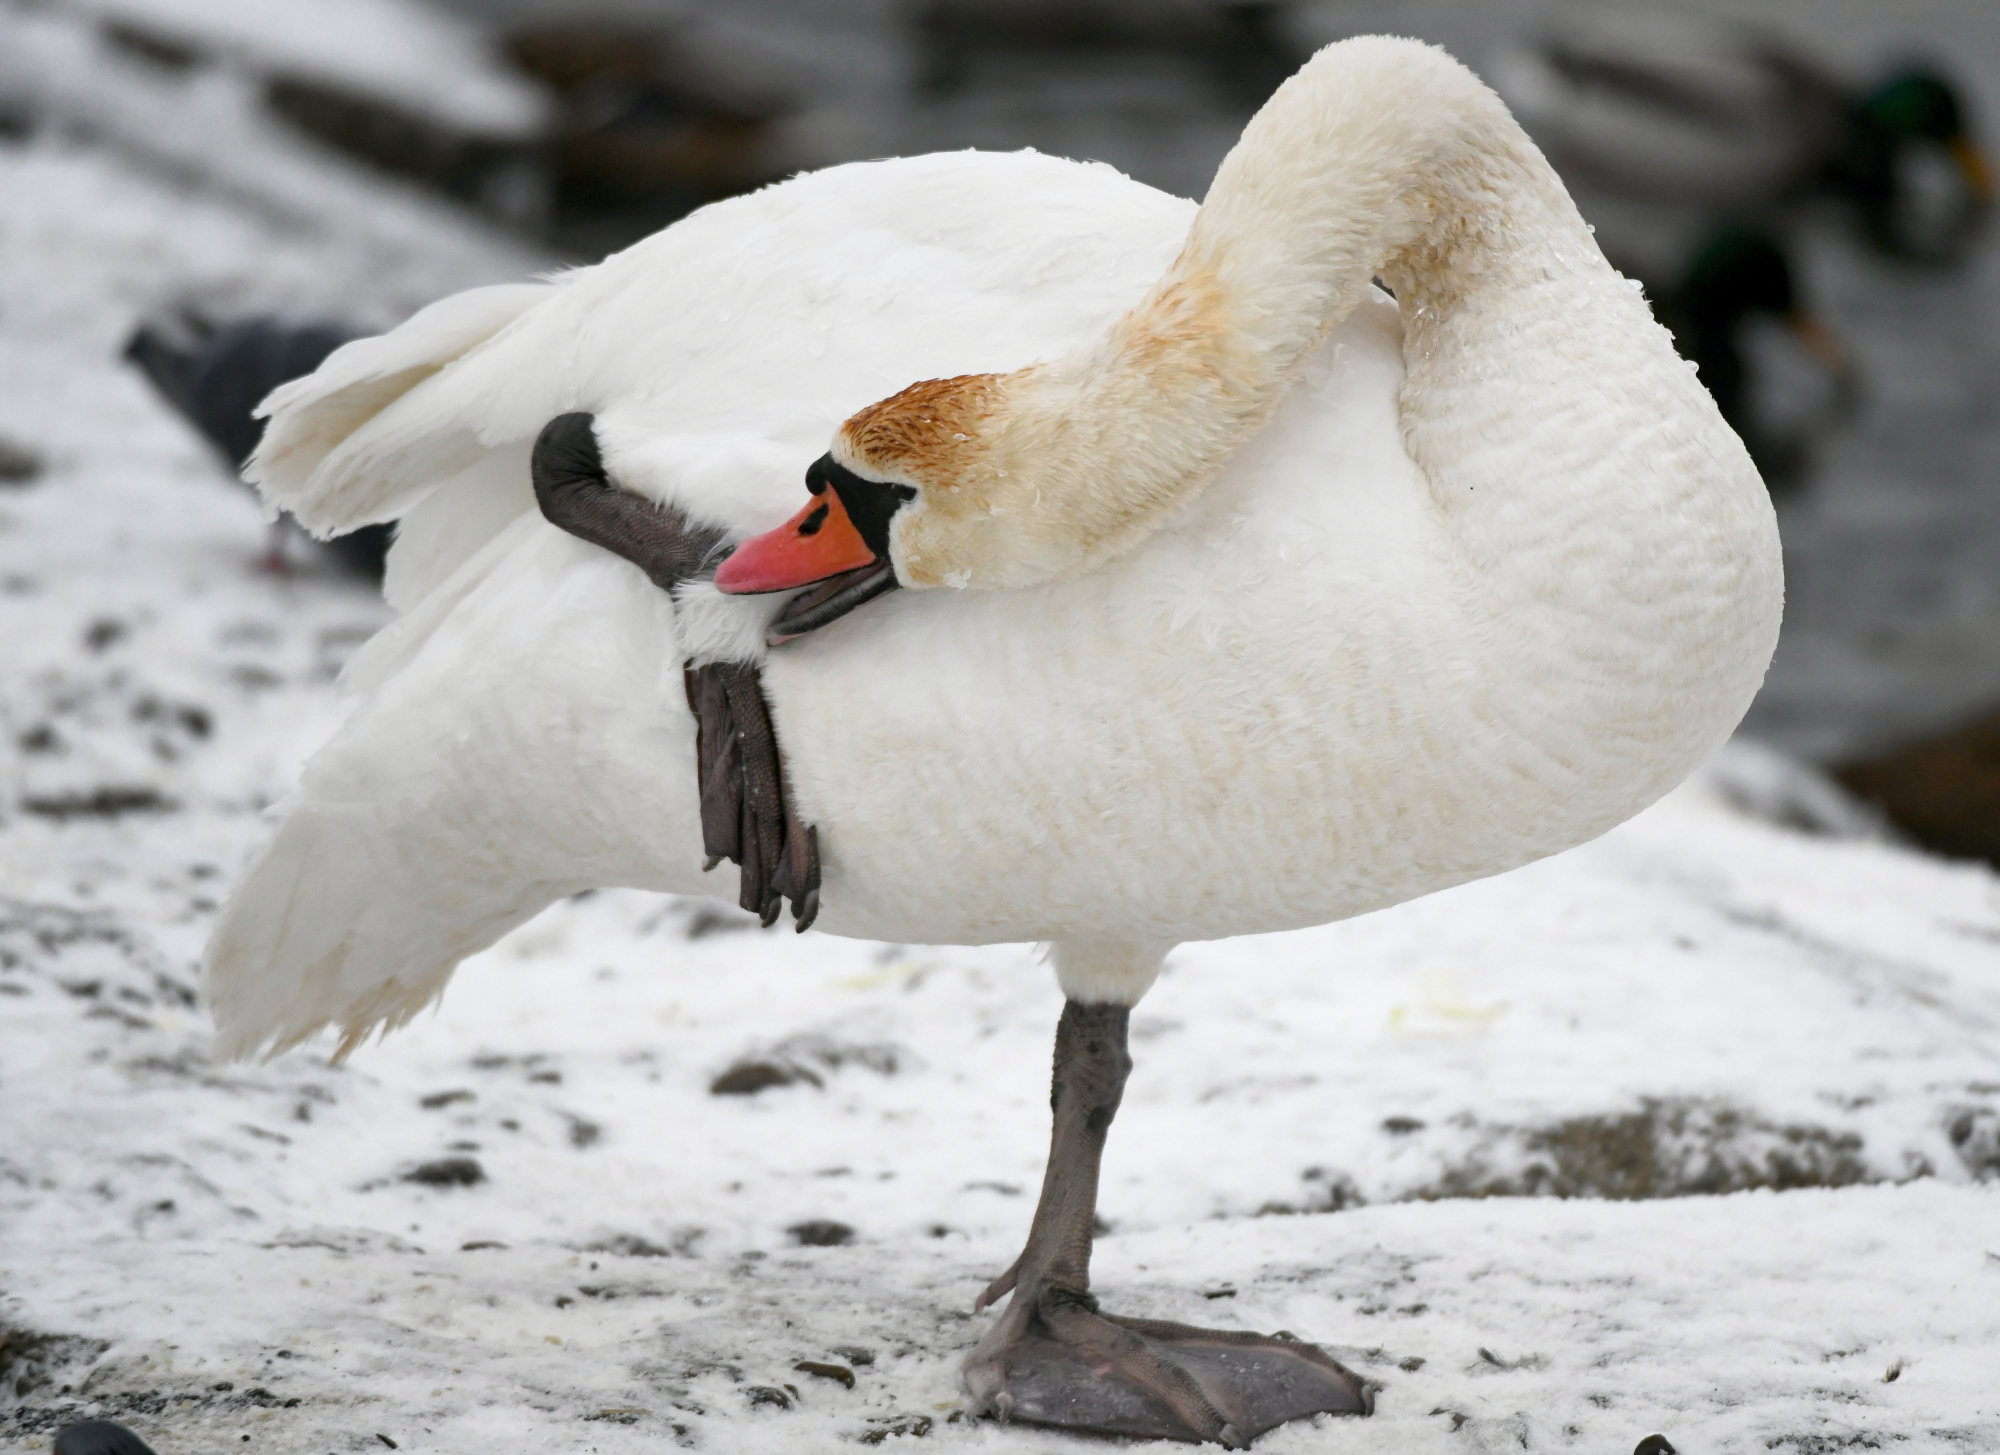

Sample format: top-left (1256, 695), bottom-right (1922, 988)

top-left (530, 412), bottom-right (821, 930)
top-left (965, 1298), bottom-right (1372, 1446)
top-left (683, 659), bottom-right (820, 929)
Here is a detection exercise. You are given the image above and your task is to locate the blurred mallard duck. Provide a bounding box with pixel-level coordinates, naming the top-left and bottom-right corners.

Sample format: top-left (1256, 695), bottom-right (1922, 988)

top-left (1578, 203), bottom-right (1855, 491)
top-left (1650, 225), bottom-right (1853, 491)
top-left (1838, 70), bottom-right (1993, 258)
top-left (1490, 7), bottom-right (1992, 261)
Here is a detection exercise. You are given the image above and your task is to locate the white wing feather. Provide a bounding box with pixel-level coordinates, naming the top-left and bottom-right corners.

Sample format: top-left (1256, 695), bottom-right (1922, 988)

top-left (248, 279), bottom-right (561, 534)
top-left (205, 153), bottom-right (1199, 1058)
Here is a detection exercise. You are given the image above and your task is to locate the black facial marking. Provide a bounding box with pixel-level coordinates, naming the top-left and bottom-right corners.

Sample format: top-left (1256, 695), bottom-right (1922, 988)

top-left (804, 453), bottom-right (916, 561)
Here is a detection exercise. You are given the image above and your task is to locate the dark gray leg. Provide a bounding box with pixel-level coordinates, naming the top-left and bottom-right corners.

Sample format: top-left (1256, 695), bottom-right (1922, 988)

top-left (963, 1001), bottom-right (1373, 1446)
top-left (532, 413), bottom-right (819, 929)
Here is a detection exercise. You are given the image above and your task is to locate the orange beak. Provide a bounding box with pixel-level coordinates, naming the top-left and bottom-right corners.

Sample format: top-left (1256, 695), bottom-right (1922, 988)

top-left (1788, 311), bottom-right (1849, 375)
top-left (715, 486), bottom-right (879, 595)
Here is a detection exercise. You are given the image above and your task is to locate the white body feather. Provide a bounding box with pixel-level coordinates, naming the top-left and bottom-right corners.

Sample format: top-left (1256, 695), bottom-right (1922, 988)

top-left (207, 41), bottom-right (1782, 1059)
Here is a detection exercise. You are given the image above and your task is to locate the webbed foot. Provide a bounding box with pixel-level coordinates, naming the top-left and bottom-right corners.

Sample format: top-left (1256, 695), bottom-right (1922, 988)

top-left (965, 1294), bottom-right (1371, 1445)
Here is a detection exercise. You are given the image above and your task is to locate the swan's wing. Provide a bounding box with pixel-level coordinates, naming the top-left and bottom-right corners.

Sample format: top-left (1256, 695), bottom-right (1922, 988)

top-left (203, 521), bottom-right (702, 1061)
top-left (248, 279), bottom-right (561, 534)
top-left (207, 151), bottom-right (1202, 1056)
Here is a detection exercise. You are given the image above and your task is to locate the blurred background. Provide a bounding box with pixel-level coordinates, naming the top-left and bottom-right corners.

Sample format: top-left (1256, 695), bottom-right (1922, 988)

top-left (4, 0), bottom-right (1999, 865)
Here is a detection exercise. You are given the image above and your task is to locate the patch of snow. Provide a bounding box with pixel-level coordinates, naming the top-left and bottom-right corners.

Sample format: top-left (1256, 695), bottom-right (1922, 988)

top-left (0, 8), bottom-right (549, 299)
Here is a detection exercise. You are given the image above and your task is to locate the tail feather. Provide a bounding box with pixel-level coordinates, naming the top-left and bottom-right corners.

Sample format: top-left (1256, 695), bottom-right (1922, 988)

top-left (202, 526), bottom-right (701, 1061)
top-left (248, 281), bottom-right (557, 535)
top-left (205, 800), bottom-right (567, 1061)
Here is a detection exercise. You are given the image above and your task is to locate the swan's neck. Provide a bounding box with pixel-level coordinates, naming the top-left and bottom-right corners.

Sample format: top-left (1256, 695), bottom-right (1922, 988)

top-left (865, 36), bottom-right (1769, 629)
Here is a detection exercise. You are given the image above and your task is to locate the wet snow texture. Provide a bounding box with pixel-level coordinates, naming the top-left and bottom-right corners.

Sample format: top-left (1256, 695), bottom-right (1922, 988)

top-left (3, 3), bottom-right (2000, 1453)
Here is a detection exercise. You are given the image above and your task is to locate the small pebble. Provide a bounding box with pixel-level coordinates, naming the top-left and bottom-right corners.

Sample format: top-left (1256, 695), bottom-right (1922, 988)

top-left (794, 1360), bottom-right (856, 1388)
top-left (0, 435), bottom-right (42, 484)
top-left (787, 1219), bottom-right (854, 1247)
top-left (403, 1156), bottom-right (485, 1187)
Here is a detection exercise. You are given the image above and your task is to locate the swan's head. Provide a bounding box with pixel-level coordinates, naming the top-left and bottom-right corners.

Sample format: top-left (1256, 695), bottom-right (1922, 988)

top-left (710, 447), bottom-right (915, 644)
top-left (715, 369), bottom-right (1097, 641)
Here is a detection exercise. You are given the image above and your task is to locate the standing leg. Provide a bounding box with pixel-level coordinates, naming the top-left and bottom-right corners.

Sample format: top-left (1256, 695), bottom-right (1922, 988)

top-left (963, 941), bottom-right (1372, 1446)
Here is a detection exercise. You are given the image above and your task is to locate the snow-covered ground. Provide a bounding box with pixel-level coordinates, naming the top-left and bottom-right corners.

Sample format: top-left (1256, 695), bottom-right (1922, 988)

top-left (8, 774), bottom-right (2000, 1453)
top-left (4, 4), bottom-right (2000, 1453)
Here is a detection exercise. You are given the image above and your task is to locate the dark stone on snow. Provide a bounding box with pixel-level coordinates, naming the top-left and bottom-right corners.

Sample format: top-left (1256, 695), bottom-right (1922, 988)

top-left (710, 1036), bottom-right (906, 1096)
top-left (403, 1157), bottom-right (485, 1187)
top-left (1413, 1099), bottom-right (1873, 1201)
top-left (0, 435), bottom-right (43, 485)
top-left (787, 1219), bottom-right (854, 1247)
top-left (22, 788), bottom-right (175, 821)
top-left (711, 1059), bottom-right (815, 1095)
top-left (685, 905), bottom-right (758, 937)
top-left (860, 1415), bottom-right (933, 1443)
top-left (581, 1234), bottom-right (673, 1258)
top-left (793, 1360), bottom-right (855, 1388)
top-left (1948, 1107), bottom-right (2000, 1178)
top-left (2, 1322), bottom-right (111, 1402)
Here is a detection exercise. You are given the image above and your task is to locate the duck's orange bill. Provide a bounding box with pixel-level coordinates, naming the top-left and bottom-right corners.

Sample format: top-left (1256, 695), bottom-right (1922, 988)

top-left (1954, 137), bottom-right (1995, 200)
top-left (714, 487), bottom-right (878, 595)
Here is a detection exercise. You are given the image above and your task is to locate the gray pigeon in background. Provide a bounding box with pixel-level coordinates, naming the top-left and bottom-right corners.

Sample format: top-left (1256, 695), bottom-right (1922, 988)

top-left (124, 314), bottom-right (392, 578)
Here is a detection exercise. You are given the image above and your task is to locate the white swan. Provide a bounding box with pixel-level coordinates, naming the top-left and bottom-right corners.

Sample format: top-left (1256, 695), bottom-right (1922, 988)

top-left (206, 37), bottom-right (1782, 1445)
